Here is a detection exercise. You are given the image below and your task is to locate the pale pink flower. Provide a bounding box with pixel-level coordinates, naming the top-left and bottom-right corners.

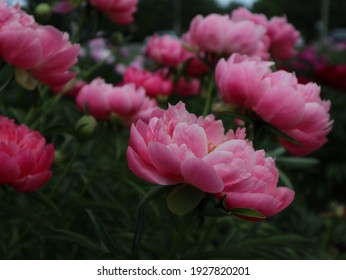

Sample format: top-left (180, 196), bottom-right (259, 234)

top-left (0, 116), bottom-right (54, 192)
top-left (278, 83), bottom-right (333, 156)
top-left (145, 34), bottom-right (185, 68)
top-left (76, 78), bottom-right (157, 124)
top-left (230, 7), bottom-right (300, 61)
top-left (127, 102), bottom-right (294, 219)
top-left (174, 77), bottom-right (200, 96)
top-left (267, 17), bottom-right (300, 60)
top-left (0, 2), bottom-right (79, 92)
top-left (215, 54), bottom-right (273, 108)
top-left (213, 147), bottom-right (294, 220)
top-left (215, 54), bottom-right (333, 156)
top-left (89, 0), bottom-right (138, 25)
top-left (123, 67), bottom-right (173, 98)
top-left (184, 13), bottom-right (267, 57)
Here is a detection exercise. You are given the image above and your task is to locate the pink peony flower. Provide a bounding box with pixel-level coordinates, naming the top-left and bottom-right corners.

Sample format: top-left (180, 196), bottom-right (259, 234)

top-left (0, 116), bottom-right (54, 192)
top-left (278, 83), bottom-right (333, 156)
top-left (267, 17), bottom-right (300, 60)
top-left (214, 148), bottom-right (295, 221)
top-left (127, 102), bottom-right (294, 219)
top-left (184, 13), bottom-right (268, 57)
top-left (123, 67), bottom-right (173, 98)
top-left (145, 34), bottom-right (185, 68)
top-left (215, 54), bottom-right (273, 108)
top-left (230, 7), bottom-right (300, 61)
top-left (76, 78), bottom-right (158, 124)
top-left (174, 76), bottom-right (200, 96)
top-left (0, 2), bottom-right (80, 92)
top-left (89, 0), bottom-right (138, 25)
top-left (215, 54), bottom-right (333, 156)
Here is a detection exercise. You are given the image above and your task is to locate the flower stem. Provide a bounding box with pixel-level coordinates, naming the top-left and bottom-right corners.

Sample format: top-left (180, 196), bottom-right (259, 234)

top-left (168, 213), bottom-right (192, 259)
top-left (202, 74), bottom-right (215, 116)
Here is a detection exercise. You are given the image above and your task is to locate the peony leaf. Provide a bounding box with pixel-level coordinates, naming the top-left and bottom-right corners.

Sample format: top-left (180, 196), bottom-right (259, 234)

top-left (276, 156), bottom-right (319, 169)
top-left (167, 184), bottom-right (205, 216)
top-left (231, 207), bottom-right (266, 219)
top-left (15, 68), bottom-right (37, 90)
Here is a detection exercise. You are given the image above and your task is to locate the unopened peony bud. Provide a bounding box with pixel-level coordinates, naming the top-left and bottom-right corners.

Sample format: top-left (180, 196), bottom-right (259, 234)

top-left (35, 3), bottom-right (52, 22)
top-left (75, 115), bottom-right (97, 140)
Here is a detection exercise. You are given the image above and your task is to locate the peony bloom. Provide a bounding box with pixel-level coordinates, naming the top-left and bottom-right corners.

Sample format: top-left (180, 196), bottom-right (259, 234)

top-left (184, 13), bottom-right (267, 57)
top-left (0, 116), bottom-right (54, 192)
top-left (0, 1), bottom-right (79, 92)
top-left (123, 67), bottom-right (173, 98)
top-left (145, 34), bottom-right (185, 68)
top-left (214, 148), bottom-right (294, 220)
top-left (266, 17), bottom-right (301, 60)
top-left (215, 54), bottom-right (273, 108)
top-left (127, 102), bottom-right (294, 219)
top-left (278, 83), bottom-right (333, 156)
top-left (76, 78), bottom-right (158, 124)
top-left (215, 54), bottom-right (333, 156)
top-left (89, 0), bottom-right (138, 25)
top-left (230, 7), bottom-right (300, 61)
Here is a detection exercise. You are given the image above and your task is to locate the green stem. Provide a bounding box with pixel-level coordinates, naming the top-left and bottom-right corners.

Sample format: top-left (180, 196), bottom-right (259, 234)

top-left (202, 75), bottom-right (215, 116)
top-left (130, 186), bottom-right (173, 259)
top-left (168, 214), bottom-right (192, 259)
top-left (197, 217), bottom-right (217, 255)
top-left (131, 205), bottom-right (146, 259)
top-left (50, 143), bottom-right (83, 197)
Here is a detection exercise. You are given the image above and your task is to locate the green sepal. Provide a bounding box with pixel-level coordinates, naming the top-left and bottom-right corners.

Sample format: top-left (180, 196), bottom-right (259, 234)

top-left (166, 184), bottom-right (205, 216)
top-left (15, 68), bottom-right (37, 90)
top-left (231, 207), bottom-right (266, 219)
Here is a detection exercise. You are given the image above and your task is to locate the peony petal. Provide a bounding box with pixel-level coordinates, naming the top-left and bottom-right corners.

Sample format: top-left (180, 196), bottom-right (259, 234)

top-left (127, 147), bottom-right (178, 186)
top-left (172, 123), bottom-right (208, 158)
top-left (148, 142), bottom-right (183, 180)
top-left (181, 158), bottom-right (224, 193)
top-left (0, 152), bottom-right (20, 183)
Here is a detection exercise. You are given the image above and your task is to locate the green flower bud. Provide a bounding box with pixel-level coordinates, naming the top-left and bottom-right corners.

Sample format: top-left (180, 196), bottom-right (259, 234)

top-left (35, 3), bottom-right (52, 22)
top-left (75, 115), bottom-right (97, 140)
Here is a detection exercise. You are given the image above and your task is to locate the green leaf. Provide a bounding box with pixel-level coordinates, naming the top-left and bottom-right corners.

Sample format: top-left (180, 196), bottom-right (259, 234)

top-left (276, 156), bottom-right (319, 169)
top-left (26, 192), bottom-right (62, 219)
top-left (278, 167), bottom-right (294, 189)
top-left (166, 184), bottom-right (205, 216)
top-left (85, 209), bottom-right (118, 254)
top-left (49, 229), bottom-right (105, 253)
top-left (265, 124), bottom-right (302, 147)
top-left (231, 208), bottom-right (266, 219)
top-left (15, 68), bottom-right (37, 90)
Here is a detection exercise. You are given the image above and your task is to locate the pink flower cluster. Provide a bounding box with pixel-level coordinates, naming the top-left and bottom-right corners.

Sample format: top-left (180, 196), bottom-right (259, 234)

top-left (76, 78), bottom-right (158, 125)
top-left (182, 8), bottom-right (300, 61)
top-left (0, 116), bottom-right (54, 192)
top-left (89, 0), bottom-right (138, 25)
top-left (127, 102), bottom-right (294, 219)
top-left (231, 7), bottom-right (300, 60)
top-left (0, 1), bottom-right (80, 92)
top-left (215, 54), bottom-right (333, 156)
